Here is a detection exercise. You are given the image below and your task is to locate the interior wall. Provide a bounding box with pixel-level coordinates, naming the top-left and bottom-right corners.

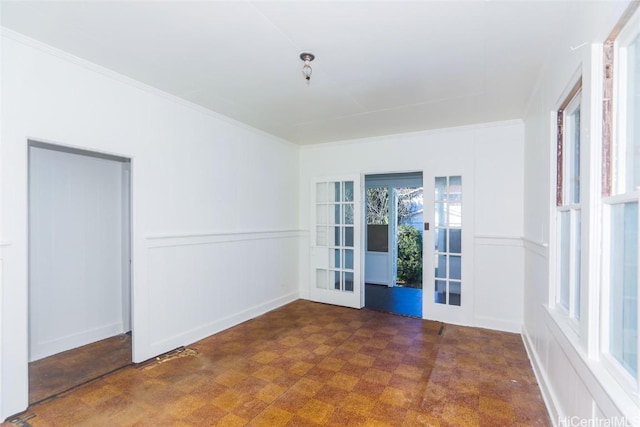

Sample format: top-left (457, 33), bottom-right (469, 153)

top-left (0, 30), bottom-right (300, 419)
top-left (28, 146), bottom-right (128, 362)
top-left (521, 2), bottom-right (635, 424)
top-left (298, 120), bottom-right (525, 332)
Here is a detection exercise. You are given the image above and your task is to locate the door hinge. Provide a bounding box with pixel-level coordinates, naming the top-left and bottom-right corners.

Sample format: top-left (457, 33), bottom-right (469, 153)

top-left (424, 222), bottom-right (430, 231)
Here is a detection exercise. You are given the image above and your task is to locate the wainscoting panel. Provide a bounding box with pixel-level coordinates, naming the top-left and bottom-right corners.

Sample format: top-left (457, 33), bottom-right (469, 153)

top-left (145, 230), bottom-right (301, 356)
top-left (473, 235), bottom-right (524, 332)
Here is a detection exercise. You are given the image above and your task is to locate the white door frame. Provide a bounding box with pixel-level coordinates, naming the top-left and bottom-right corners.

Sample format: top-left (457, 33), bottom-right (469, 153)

top-left (27, 140), bottom-right (133, 359)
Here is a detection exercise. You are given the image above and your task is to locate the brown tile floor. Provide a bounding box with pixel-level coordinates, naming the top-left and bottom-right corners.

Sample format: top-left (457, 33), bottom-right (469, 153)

top-left (29, 333), bottom-right (132, 404)
top-left (6, 300), bottom-right (550, 426)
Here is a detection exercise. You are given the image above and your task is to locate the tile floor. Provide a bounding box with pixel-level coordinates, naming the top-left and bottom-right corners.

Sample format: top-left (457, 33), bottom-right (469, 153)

top-left (5, 300), bottom-right (550, 426)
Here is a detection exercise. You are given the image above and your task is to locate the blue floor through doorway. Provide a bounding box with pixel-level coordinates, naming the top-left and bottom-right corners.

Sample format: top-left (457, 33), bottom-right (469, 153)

top-left (364, 283), bottom-right (422, 318)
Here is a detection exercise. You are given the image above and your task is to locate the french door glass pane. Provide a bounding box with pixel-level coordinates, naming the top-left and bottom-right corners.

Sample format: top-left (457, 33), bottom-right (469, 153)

top-left (450, 256), bottom-right (461, 280)
top-left (344, 204), bottom-right (354, 224)
top-left (345, 227), bottom-right (354, 247)
top-left (316, 227), bottom-right (327, 246)
top-left (449, 229), bottom-right (461, 254)
top-left (316, 269), bottom-right (328, 290)
top-left (344, 249), bottom-right (354, 269)
top-left (331, 226), bottom-right (340, 246)
top-left (435, 228), bottom-right (447, 251)
top-left (344, 182), bottom-right (354, 202)
top-left (609, 202), bottom-right (638, 378)
top-left (344, 272), bottom-right (354, 292)
top-left (333, 182), bottom-right (341, 202)
top-left (316, 205), bottom-right (327, 225)
top-left (316, 183), bottom-right (327, 203)
top-left (450, 281), bottom-right (461, 306)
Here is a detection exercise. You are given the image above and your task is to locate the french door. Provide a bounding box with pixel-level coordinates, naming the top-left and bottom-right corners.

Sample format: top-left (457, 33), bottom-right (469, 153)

top-left (310, 175), bottom-right (363, 309)
top-left (423, 172), bottom-right (474, 325)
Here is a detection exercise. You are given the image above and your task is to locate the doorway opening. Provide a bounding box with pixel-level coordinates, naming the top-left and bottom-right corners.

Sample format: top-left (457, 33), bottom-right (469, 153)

top-left (364, 172), bottom-right (423, 318)
top-left (27, 141), bottom-right (132, 404)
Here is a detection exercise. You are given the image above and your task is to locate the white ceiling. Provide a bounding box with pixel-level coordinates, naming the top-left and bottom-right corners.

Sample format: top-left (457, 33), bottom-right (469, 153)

top-left (0, 1), bottom-right (624, 144)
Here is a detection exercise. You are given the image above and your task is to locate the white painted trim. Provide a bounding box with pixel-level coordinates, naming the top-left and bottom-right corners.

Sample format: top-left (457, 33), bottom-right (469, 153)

top-left (148, 291), bottom-right (299, 356)
top-left (522, 324), bottom-right (561, 427)
top-left (145, 229), bottom-right (304, 248)
top-left (0, 242), bottom-right (12, 247)
top-left (543, 306), bottom-right (640, 425)
top-left (474, 235), bottom-right (523, 247)
top-left (474, 315), bottom-right (521, 333)
top-left (523, 237), bottom-right (549, 258)
top-left (0, 28), bottom-right (297, 150)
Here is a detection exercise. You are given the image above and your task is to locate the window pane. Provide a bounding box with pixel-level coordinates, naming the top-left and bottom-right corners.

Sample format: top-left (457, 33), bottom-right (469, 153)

top-left (344, 272), bottom-right (354, 292)
top-left (334, 271), bottom-right (341, 290)
top-left (344, 249), bottom-right (354, 270)
top-left (435, 177), bottom-right (447, 201)
top-left (573, 211), bottom-right (581, 320)
top-left (316, 205), bottom-right (327, 225)
top-left (330, 249), bottom-right (340, 268)
top-left (625, 33), bottom-right (640, 191)
top-left (449, 229), bottom-right (461, 254)
top-left (609, 202), bottom-right (638, 378)
top-left (449, 256), bottom-right (461, 280)
top-left (569, 106), bottom-right (581, 204)
top-left (435, 203), bottom-right (446, 226)
top-left (367, 187), bottom-right (388, 225)
top-left (316, 269), bottom-right (328, 289)
top-left (435, 280), bottom-right (446, 304)
top-left (316, 226), bottom-right (326, 246)
top-left (316, 183), bottom-right (327, 203)
top-left (334, 204), bottom-right (341, 225)
top-left (334, 182), bottom-right (341, 202)
top-left (449, 281), bottom-right (461, 306)
top-left (559, 211), bottom-right (570, 310)
top-left (449, 176), bottom-right (462, 198)
top-left (435, 228), bottom-right (447, 252)
top-left (448, 203), bottom-right (462, 227)
top-left (344, 227), bottom-right (354, 247)
top-left (436, 254), bottom-right (447, 278)
top-left (344, 181), bottom-right (354, 202)
top-left (331, 226), bottom-right (340, 246)
top-left (344, 204), bottom-right (354, 224)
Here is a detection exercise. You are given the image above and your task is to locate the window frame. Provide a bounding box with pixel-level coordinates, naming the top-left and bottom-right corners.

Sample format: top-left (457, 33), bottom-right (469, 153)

top-left (555, 81), bottom-right (583, 333)
top-left (600, 4), bottom-right (640, 397)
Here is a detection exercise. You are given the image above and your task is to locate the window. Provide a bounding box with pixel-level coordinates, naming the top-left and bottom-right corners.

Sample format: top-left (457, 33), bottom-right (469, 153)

top-left (602, 4), bottom-right (639, 387)
top-left (556, 82), bottom-right (582, 325)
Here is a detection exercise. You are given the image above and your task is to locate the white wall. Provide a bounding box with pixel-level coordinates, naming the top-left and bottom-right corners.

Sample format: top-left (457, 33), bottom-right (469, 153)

top-left (29, 146), bottom-right (128, 361)
top-left (0, 30), bottom-right (300, 419)
top-left (521, 2), bottom-right (637, 425)
top-left (298, 120), bottom-right (524, 332)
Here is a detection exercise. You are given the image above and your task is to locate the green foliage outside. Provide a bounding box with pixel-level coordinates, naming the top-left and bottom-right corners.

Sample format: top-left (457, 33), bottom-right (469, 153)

top-left (397, 225), bottom-right (423, 286)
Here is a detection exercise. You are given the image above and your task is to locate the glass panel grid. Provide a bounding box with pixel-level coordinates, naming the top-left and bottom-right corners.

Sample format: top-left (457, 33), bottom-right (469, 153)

top-left (434, 176), bottom-right (462, 305)
top-left (315, 180), bottom-right (356, 294)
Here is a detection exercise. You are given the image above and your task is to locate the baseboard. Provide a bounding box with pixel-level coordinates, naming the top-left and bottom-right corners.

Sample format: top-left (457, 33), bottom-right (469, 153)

top-left (474, 315), bottom-right (522, 333)
top-left (30, 322), bottom-right (125, 362)
top-left (522, 325), bottom-right (560, 427)
top-left (146, 291), bottom-right (299, 360)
